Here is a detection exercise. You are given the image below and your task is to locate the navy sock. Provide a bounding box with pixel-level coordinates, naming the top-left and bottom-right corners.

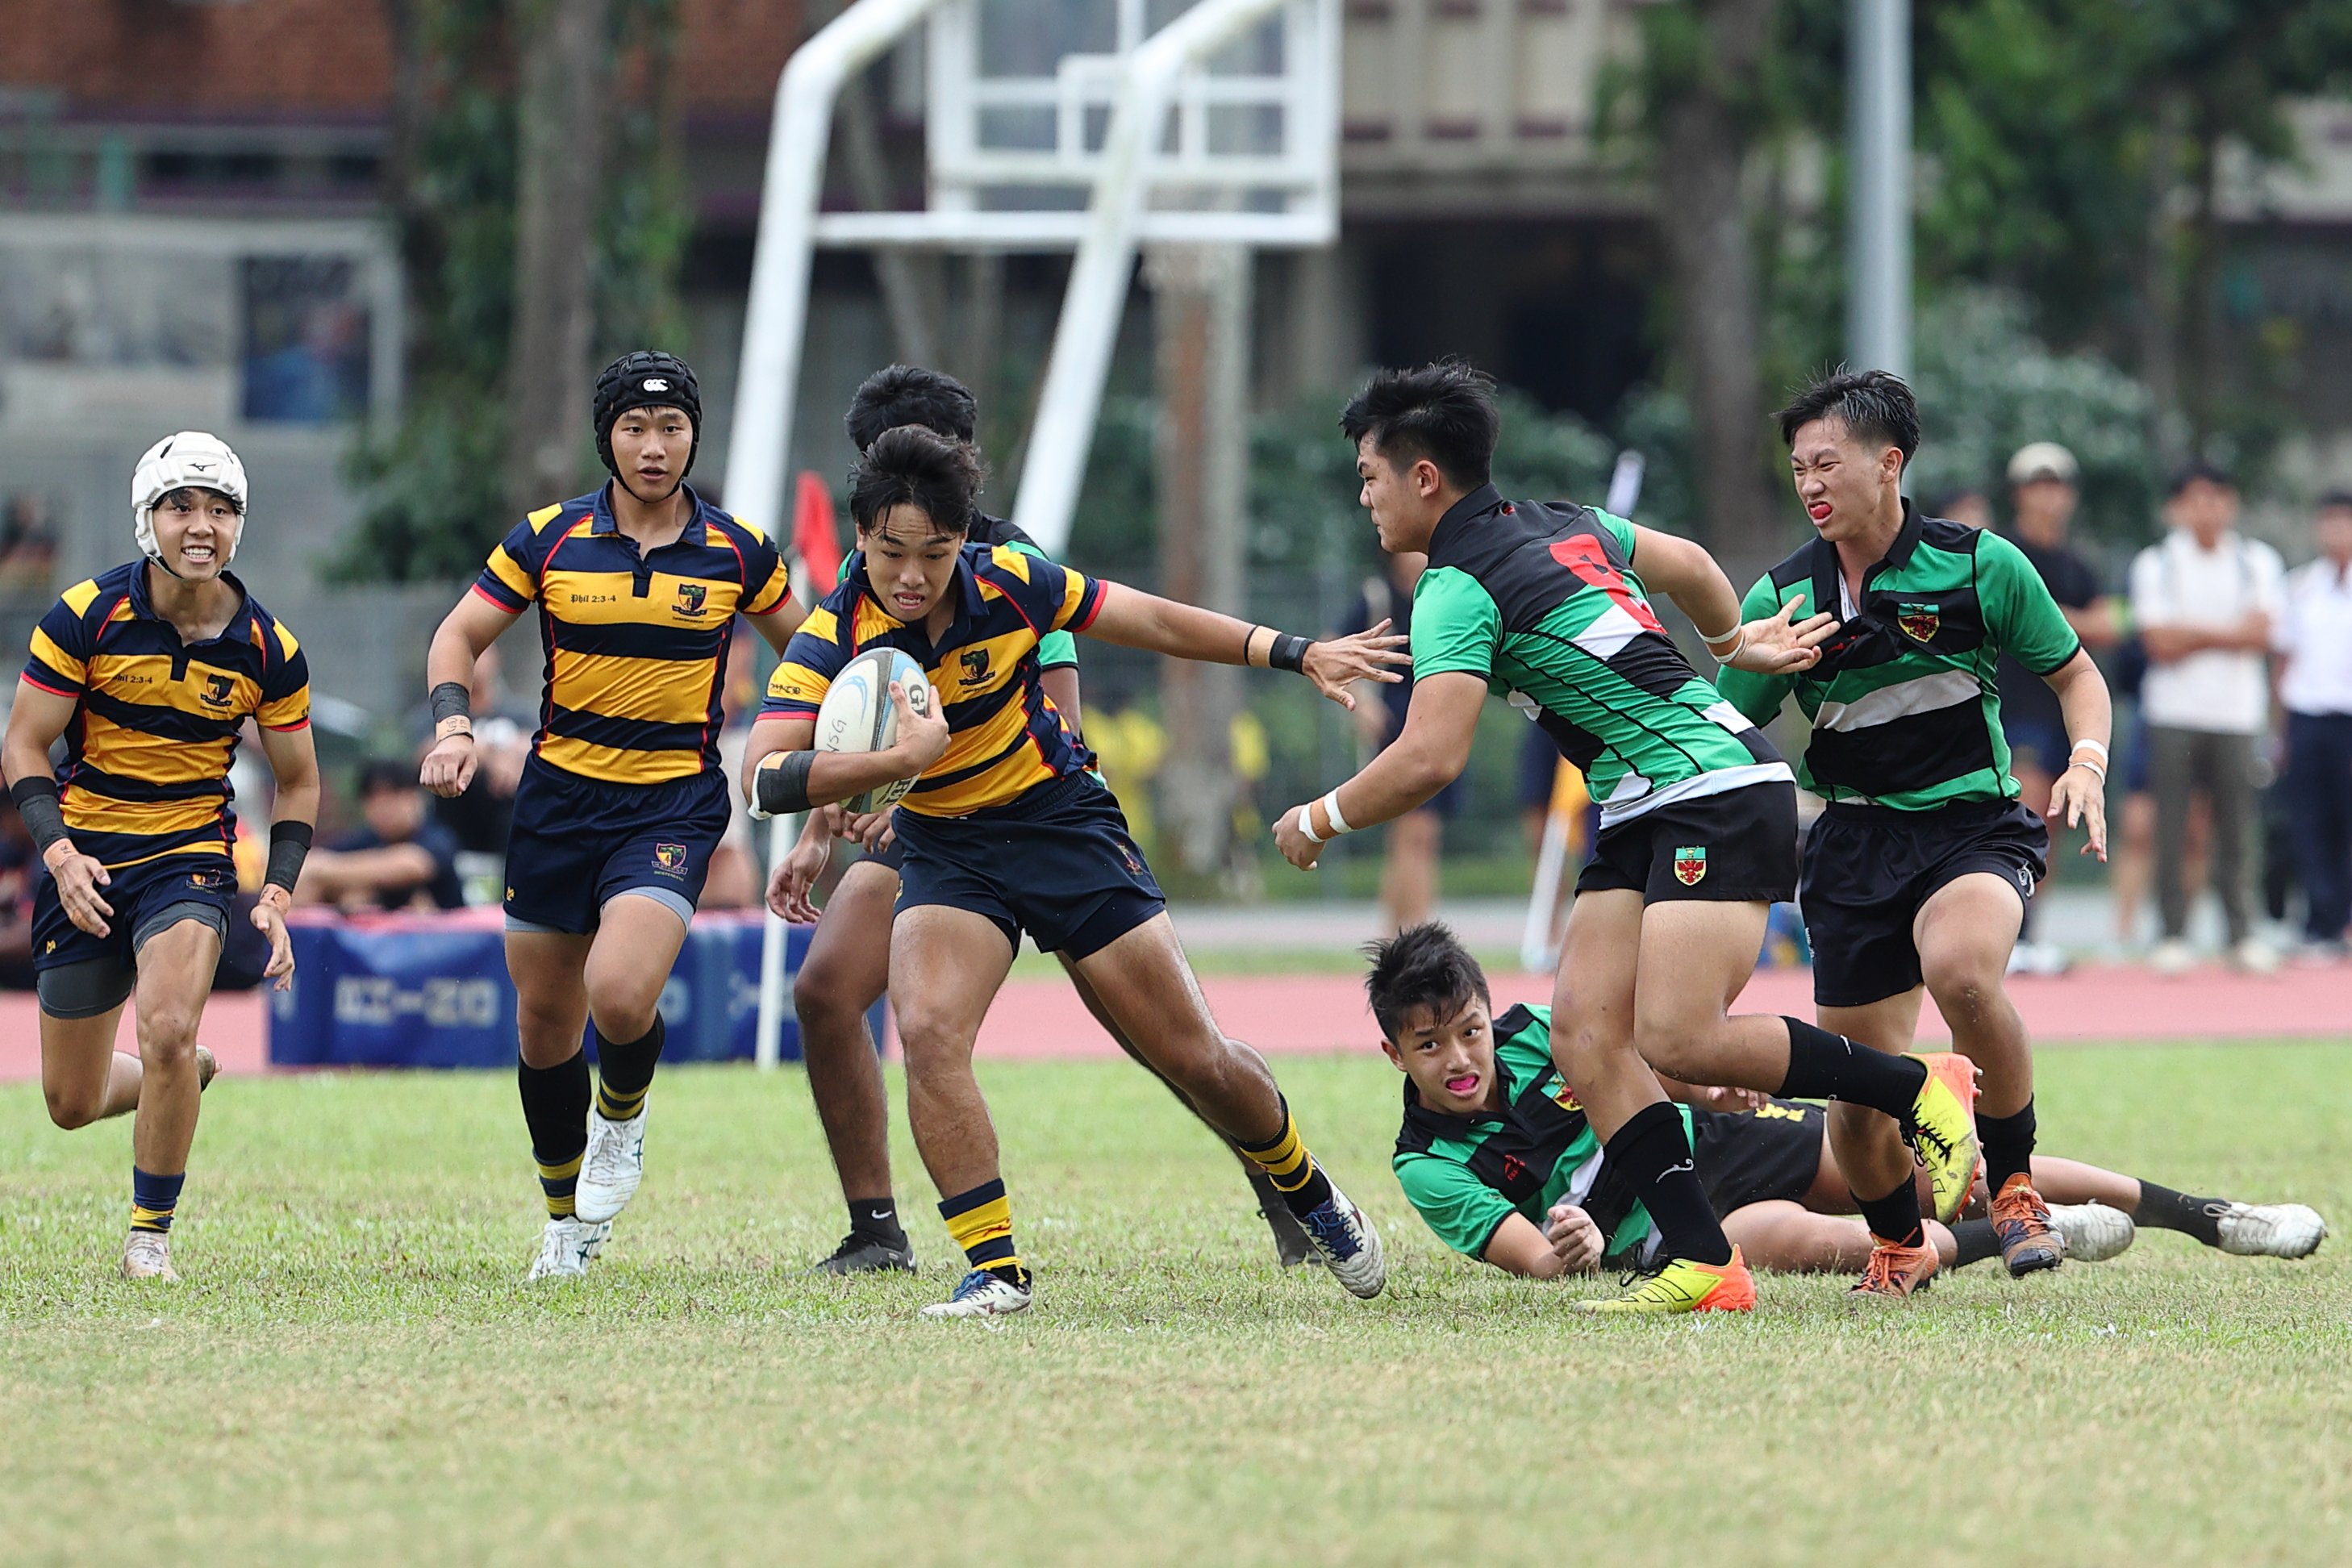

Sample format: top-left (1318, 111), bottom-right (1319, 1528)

top-left (131, 1167), bottom-right (185, 1233)
top-left (519, 1052), bottom-right (591, 1219)
top-left (1775, 1019), bottom-right (1927, 1118)
top-left (1979, 1099), bottom-right (2037, 1194)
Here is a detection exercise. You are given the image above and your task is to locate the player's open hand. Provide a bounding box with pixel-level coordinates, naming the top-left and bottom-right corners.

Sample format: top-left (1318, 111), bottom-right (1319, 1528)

top-left (2049, 761), bottom-right (2109, 863)
top-left (252, 887), bottom-right (295, 990)
top-left (419, 733), bottom-right (477, 798)
top-left (1271, 802), bottom-right (1324, 870)
top-left (1727, 594), bottom-right (1839, 676)
top-left (1545, 1203), bottom-right (1603, 1274)
top-left (769, 820), bottom-right (832, 923)
top-left (1301, 621), bottom-right (1411, 710)
top-left (43, 841), bottom-right (113, 938)
top-left (883, 680), bottom-right (950, 774)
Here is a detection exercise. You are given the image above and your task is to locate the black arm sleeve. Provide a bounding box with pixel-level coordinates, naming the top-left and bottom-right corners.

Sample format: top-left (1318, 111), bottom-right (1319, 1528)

top-left (265, 819), bottom-right (315, 893)
top-left (9, 775), bottom-right (67, 853)
top-left (752, 750), bottom-right (818, 817)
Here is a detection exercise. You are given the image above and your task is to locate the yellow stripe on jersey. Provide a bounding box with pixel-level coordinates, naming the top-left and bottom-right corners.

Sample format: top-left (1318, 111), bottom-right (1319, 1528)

top-left (536, 732), bottom-right (707, 786)
top-left (85, 653), bottom-right (261, 720)
top-left (60, 578), bottom-right (102, 618)
top-left (915, 743), bottom-right (1060, 818)
top-left (60, 790), bottom-right (224, 839)
top-left (935, 629), bottom-right (1033, 703)
top-left (76, 711), bottom-right (236, 786)
top-left (485, 544), bottom-right (537, 603)
top-left (548, 648), bottom-right (717, 726)
top-left (987, 544), bottom-right (1032, 583)
top-left (27, 627), bottom-right (83, 685)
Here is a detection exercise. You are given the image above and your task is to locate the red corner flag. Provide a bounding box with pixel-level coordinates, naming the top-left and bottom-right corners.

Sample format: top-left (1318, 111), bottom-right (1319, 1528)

top-left (790, 470), bottom-right (842, 590)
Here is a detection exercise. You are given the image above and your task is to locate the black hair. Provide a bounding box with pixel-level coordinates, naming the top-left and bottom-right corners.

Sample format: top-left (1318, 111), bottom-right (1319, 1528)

top-left (1362, 921), bottom-right (1493, 1041)
top-left (1775, 368), bottom-right (1920, 468)
top-left (357, 759), bottom-right (414, 799)
top-left (2318, 490), bottom-right (2352, 514)
top-left (849, 425), bottom-right (984, 541)
top-left (1929, 486), bottom-right (1985, 516)
top-left (846, 365), bottom-right (980, 454)
top-left (2167, 461), bottom-right (2237, 499)
top-left (153, 486), bottom-right (244, 515)
top-left (1339, 361), bottom-right (1499, 492)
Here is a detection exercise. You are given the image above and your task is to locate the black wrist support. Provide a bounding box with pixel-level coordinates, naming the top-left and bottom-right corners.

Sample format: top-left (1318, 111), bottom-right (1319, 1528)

top-left (265, 819), bottom-right (315, 893)
top-left (9, 775), bottom-right (67, 854)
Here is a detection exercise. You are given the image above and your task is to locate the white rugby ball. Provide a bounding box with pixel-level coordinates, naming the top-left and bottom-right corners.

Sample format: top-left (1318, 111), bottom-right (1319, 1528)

top-left (815, 647), bottom-right (935, 815)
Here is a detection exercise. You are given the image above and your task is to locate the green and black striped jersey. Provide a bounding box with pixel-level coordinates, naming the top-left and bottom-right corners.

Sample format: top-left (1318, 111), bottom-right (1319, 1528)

top-left (1409, 486), bottom-right (1790, 827)
top-left (1392, 1003), bottom-right (1684, 1264)
top-left (1716, 503), bottom-right (2082, 811)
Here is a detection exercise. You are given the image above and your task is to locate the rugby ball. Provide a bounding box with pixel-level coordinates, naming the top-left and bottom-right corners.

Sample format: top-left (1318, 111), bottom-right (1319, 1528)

top-left (815, 647), bottom-right (935, 815)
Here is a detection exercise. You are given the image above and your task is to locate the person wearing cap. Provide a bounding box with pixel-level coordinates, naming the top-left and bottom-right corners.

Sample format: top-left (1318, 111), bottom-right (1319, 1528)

top-left (1, 432), bottom-right (322, 1282)
top-left (417, 352), bottom-right (805, 1282)
top-left (2128, 463), bottom-right (2284, 975)
top-left (1998, 442), bottom-right (2117, 974)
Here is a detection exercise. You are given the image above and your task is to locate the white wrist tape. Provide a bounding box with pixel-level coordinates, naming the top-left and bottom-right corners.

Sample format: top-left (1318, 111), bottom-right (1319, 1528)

top-left (2070, 739), bottom-right (2109, 765)
top-left (1295, 804), bottom-right (1324, 844)
top-left (1320, 790), bottom-right (1353, 836)
top-left (1710, 631), bottom-right (1747, 666)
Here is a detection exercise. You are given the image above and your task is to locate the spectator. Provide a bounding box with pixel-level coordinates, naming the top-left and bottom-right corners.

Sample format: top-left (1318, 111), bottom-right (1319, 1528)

top-left (1340, 550), bottom-right (1456, 932)
top-left (2129, 463), bottom-right (2283, 975)
top-left (422, 644), bottom-right (531, 857)
top-left (1931, 485), bottom-right (1994, 533)
top-left (297, 761), bottom-right (466, 912)
top-left (2272, 490), bottom-right (2352, 959)
top-left (1997, 443), bottom-right (2118, 974)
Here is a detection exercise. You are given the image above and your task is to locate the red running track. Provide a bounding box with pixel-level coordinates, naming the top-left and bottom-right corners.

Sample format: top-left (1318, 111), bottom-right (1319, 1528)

top-left (2, 962), bottom-right (2345, 1082)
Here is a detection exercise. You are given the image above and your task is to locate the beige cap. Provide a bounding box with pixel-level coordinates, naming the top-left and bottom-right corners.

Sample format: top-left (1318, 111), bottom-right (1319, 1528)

top-left (2008, 441), bottom-right (2079, 486)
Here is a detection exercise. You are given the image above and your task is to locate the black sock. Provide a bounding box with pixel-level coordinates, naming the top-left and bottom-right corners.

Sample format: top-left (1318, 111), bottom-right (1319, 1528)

top-left (2133, 1179), bottom-right (2227, 1246)
top-left (1979, 1099), bottom-right (2037, 1194)
top-left (1854, 1178), bottom-right (1925, 1249)
top-left (848, 1196), bottom-right (907, 1244)
top-left (1606, 1101), bottom-right (1733, 1266)
top-left (519, 1052), bottom-right (591, 1218)
top-left (1947, 1217), bottom-right (2000, 1268)
top-left (1774, 1019), bottom-right (1927, 1118)
top-left (594, 1015), bottom-right (666, 1121)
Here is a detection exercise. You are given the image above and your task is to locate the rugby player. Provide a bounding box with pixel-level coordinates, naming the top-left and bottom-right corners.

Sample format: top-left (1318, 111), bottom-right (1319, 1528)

top-left (1716, 370), bottom-right (2112, 1299)
top-left (774, 366), bottom-right (1312, 1274)
top-left (743, 426), bottom-right (1406, 1318)
top-left (1272, 362), bottom-right (1981, 1313)
top-left (1370, 924), bottom-right (2325, 1280)
top-left (3, 432), bottom-right (319, 1282)
top-left (419, 352), bottom-right (802, 1281)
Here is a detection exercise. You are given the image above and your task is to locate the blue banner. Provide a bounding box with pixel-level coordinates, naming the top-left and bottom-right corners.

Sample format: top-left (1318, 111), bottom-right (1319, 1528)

top-left (268, 913), bottom-right (882, 1069)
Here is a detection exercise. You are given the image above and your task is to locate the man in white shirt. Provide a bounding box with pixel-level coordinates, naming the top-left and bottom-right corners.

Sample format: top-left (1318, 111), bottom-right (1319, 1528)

top-left (2128, 464), bottom-right (2284, 974)
top-left (2273, 490), bottom-right (2352, 957)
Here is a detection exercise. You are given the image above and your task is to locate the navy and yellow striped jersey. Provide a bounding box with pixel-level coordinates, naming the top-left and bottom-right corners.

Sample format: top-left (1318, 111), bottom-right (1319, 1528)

top-left (472, 484), bottom-right (790, 786)
top-left (761, 542), bottom-right (1105, 817)
top-left (19, 562), bottom-right (310, 869)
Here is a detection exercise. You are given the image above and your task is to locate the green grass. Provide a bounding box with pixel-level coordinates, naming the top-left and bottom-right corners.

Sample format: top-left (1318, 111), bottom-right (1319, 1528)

top-left (4, 1041), bottom-right (2349, 1566)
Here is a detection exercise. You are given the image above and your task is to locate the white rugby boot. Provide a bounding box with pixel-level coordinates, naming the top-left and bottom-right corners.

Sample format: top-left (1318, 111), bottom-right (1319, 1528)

top-left (575, 1107), bottom-right (648, 1224)
top-left (1295, 1181), bottom-right (1387, 1299)
top-left (121, 1230), bottom-right (179, 1282)
top-left (921, 1269), bottom-right (1033, 1319)
top-left (2216, 1202), bottom-right (2327, 1258)
top-left (524, 1216), bottom-right (611, 1282)
top-left (2045, 1202), bottom-right (2136, 1262)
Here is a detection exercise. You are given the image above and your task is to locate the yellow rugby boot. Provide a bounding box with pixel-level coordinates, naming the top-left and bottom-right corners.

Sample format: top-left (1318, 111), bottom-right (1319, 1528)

top-left (1577, 1246), bottom-right (1756, 1315)
top-left (1906, 1053), bottom-right (1982, 1224)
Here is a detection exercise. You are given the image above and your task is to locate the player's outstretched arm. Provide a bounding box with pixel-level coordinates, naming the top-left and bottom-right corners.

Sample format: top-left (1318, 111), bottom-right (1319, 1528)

top-left (1482, 1207), bottom-right (1603, 1279)
top-left (1080, 582), bottom-right (1408, 708)
top-left (1631, 525), bottom-right (1837, 677)
top-left (419, 592), bottom-right (520, 799)
top-left (3, 681), bottom-right (114, 938)
top-left (2041, 649), bottom-right (2114, 862)
top-left (1271, 672), bottom-right (1484, 870)
top-left (740, 687), bottom-right (949, 817)
top-left (252, 719), bottom-right (322, 989)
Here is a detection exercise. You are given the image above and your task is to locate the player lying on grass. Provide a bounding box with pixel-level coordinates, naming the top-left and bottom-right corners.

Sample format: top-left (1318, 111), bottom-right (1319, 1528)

top-left (1274, 361), bottom-right (1981, 1314)
top-left (3, 432), bottom-right (319, 1282)
top-left (1369, 924), bottom-right (2328, 1279)
top-left (775, 365), bottom-right (1312, 1276)
top-left (744, 425), bottom-right (1407, 1318)
top-left (419, 352), bottom-right (803, 1282)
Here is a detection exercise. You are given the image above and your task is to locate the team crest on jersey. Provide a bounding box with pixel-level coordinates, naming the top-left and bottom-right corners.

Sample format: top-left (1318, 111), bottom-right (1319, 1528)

top-left (1673, 845), bottom-right (1708, 886)
top-left (959, 648), bottom-right (991, 686)
top-left (1896, 603), bottom-right (1941, 643)
top-left (187, 866), bottom-right (227, 890)
top-left (673, 582), bottom-right (708, 618)
top-left (651, 843), bottom-right (689, 876)
top-left (198, 673), bottom-right (235, 707)
top-left (1549, 1077), bottom-right (1583, 1113)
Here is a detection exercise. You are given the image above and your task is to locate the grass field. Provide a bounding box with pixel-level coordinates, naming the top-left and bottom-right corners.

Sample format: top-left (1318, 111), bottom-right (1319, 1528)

top-left (4, 1039), bottom-right (2349, 1566)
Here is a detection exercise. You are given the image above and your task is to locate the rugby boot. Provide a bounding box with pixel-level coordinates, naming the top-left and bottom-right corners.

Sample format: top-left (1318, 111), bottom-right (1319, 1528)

top-left (195, 1045), bottom-right (219, 1092)
top-left (121, 1230), bottom-right (179, 1282)
top-left (1905, 1053), bottom-right (1982, 1224)
top-left (2216, 1202), bottom-right (2328, 1258)
top-left (1577, 1246), bottom-right (1756, 1315)
top-left (1846, 1239), bottom-right (1937, 1304)
top-left (575, 1106), bottom-right (648, 1224)
top-left (812, 1229), bottom-right (918, 1275)
top-left (921, 1269), bottom-right (1033, 1319)
top-left (523, 1216), bottom-right (611, 1282)
top-left (2046, 1202), bottom-right (2136, 1262)
top-left (1991, 1173), bottom-right (2065, 1276)
top-left (1295, 1182), bottom-right (1387, 1298)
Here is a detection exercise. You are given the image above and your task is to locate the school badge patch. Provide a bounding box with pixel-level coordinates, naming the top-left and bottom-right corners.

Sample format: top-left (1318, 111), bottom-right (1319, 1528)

top-left (959, 648), bottom-right (990, 686)
top-left (673, 582), bottom-right (708, 618)
top-left (1673, 845), bottom-right (1708, 886)
top-left (1897, 603), bottom-right (1941, 643)
top-left (651, 843), bottom-right (689, 876)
